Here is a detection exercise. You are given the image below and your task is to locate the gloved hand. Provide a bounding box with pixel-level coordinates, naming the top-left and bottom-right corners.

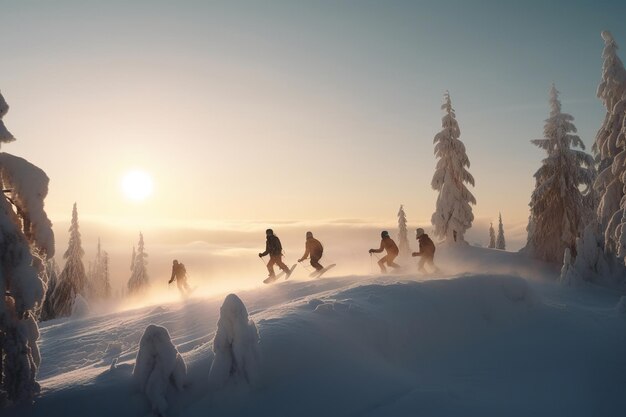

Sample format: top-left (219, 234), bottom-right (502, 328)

top-left (412, 252), bottom-right (418, 257)
top-left (258, 253), bottom-right (264, 258)
top-left (168, 279), bottom-right (173, 284)
top-left (298, 258), bottom-right (304, 262)
top-left (368, 249), bottom-right (374, 254)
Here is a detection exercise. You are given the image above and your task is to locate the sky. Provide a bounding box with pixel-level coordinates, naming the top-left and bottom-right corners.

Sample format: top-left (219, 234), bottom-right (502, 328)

top-left (1, 0), bottom-right (625, 289)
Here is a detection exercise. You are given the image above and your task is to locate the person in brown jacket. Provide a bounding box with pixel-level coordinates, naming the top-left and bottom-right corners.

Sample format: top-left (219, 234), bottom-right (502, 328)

top-left (298, 231), bottom-right (324, 271)
top-left (369, 230), bottom-right (401, 273)
top-left (412, 228), bottom-right (440, 273)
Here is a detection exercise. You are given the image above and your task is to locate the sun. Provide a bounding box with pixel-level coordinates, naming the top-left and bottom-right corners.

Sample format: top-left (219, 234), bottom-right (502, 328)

top-left (121, 170), bottom-right (154, 201)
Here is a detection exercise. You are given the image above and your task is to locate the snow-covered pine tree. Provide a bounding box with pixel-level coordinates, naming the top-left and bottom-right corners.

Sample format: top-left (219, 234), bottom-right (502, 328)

top-left (0, 90), bottom-right (55, 404)
top-left (49, 203), bottom-right (87, 317)
top-left (496, 213), bottom-right (506, 250)
top-left (431, 91), bottom-right (476, 243)
top-left (488, 223), bottom-right (496, 248)
top-left (397, 205), bottom-right (411, 258)
top-left (594, 31), bottom-right (626, 254)
top-left (88, 238), bottom-right (111, 300)
top-left (128, 232), bottom-right (149, 295)
top-left (525, 85), bottom-right (595, 263)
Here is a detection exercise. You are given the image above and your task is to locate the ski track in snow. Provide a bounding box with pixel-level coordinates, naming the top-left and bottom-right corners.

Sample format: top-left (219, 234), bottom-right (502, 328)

top-left (7, 245), bottom-right (626, 417)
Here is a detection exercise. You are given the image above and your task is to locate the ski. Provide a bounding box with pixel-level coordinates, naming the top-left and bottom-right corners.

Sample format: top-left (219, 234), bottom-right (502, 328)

top-left (310, 263), bottom-right (336, 278)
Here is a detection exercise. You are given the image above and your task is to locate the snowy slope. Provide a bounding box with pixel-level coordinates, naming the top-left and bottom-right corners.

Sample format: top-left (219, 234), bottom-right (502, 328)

top-left (7, 246), bottom-right (626, 417)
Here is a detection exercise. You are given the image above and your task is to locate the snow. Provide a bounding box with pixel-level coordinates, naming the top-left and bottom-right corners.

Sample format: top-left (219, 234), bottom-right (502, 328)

top-left (207, 294), bottom-right (260, 389)
top-left (133, 324), bottom-right (187, 415)
top-left (3, 245), bottom-right (626, 416)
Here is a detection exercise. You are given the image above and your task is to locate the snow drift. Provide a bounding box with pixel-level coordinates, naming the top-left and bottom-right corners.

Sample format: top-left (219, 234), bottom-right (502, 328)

top-left (5, 254), bottom-right (626, 416)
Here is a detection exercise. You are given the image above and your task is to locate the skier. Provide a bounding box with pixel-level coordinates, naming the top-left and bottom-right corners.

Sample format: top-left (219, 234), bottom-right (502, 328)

top-left (298, 231), bottom-right (324, 272)
top-left (369, 231), bottom-right (401, 273)
top-left (259, 229), bottom-right (291, 279)
top-left (412, 228), bottom-right (440, 273)
top-left (168, 259), bottom-right (192, 295)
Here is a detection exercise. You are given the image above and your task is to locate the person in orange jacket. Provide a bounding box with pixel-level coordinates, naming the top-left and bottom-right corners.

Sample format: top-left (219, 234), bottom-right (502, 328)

top-left (369, 230), bottom-right (400, 273)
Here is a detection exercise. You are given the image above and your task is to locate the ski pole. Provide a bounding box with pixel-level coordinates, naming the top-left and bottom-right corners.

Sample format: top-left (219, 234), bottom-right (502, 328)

top-left (370, 253), bottom-right (373, 275)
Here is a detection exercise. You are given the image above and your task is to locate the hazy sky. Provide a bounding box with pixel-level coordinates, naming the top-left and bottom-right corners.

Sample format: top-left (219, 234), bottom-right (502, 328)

top-left (1, 1), bottom-right (625, 285)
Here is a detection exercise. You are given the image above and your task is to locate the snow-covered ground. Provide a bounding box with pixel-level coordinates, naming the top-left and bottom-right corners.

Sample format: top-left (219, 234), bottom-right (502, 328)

top-left (8, 245), bottom-right (626, 417)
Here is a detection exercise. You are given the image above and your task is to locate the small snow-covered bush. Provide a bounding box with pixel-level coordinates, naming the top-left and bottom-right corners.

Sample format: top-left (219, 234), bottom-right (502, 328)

top-left (208, 294), bottom-right (260, 389)
top-left (132, 324), bottom-right (186, 415)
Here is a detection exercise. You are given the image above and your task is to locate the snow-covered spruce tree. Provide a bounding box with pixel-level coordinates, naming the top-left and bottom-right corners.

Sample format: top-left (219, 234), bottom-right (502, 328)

top-left (208, 294), bottom-right (260, 389)
top-left (49, 203), bottom-right (87, 317)
top-left (0, 90), bottom-right (55, 404)
top-left (525, 85), bottom-right (594, 263)
top-left (133, 324), bottom-right (186, 415)
top-left (562, 31), bottom-right (626, 287)
top-left (397, 205), bottom-right (411, 258)
top-left (488, 223), bottom-right (496, 248)
top-left (88, 238), bottom-right (111, 300)
top-left (430, 91), bottom-right (476, 243)
top-left (595, 30), bottom-right (626, 254)
top-left (128, 233), bottom-right (149, 295)
top-left (496, 213), bottom-right (506, 250)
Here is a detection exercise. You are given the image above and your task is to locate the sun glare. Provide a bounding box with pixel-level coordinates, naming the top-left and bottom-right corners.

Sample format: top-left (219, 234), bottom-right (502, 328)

top-left (121, 170), bottom-right (154, 201)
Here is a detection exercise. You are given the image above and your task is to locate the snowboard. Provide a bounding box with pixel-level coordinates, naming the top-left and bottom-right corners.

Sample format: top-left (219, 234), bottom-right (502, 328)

top-left (263, 264), bottom-right (297, 284)
top-left (309, 263), bottom-right (336, 278)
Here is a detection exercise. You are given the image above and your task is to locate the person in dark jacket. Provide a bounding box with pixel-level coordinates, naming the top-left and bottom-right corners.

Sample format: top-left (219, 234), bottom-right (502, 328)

top-left (169, 260), bottom-right (192, 294)
top-left (298, 231), bottom-right (324, 271)
top-left (369, 230), bottom-right (401, 273)
top-left (259, 229), bottom-right (290, 278)
top-left (412, 228), bottom-right (440, 273)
